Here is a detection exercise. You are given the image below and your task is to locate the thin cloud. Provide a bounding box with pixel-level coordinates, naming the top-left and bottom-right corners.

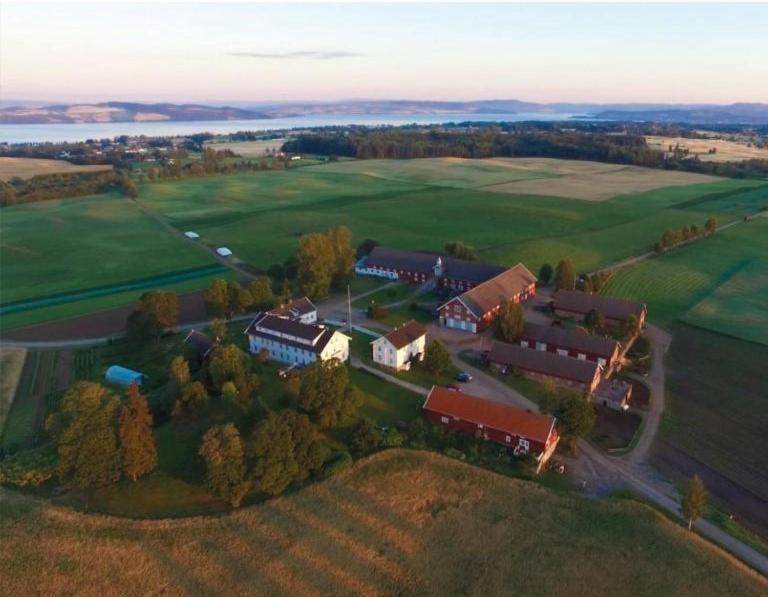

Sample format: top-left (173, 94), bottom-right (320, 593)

top-left (228, 50), bottom-right (363, 60)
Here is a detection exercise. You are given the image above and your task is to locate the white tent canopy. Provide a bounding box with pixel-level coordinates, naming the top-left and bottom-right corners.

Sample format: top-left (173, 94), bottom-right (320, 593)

top-left (216, 247), bottom-right (233, 257)
top-left (184, 231), bottom-right (200, 239)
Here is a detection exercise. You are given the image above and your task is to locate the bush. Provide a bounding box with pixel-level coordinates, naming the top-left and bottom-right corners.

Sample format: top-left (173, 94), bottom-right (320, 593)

top-left (367, 303), bottom-right (388, 320)
top-left (323, 451), bottom-right (354, 477)
top-left (0, 446), bottom-right (57, 487)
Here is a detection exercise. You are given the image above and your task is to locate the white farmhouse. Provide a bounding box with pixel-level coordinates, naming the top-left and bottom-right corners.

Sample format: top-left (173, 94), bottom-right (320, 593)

top-left (245, 313), bottom-right (349, 366)
top-left (371, 320), bottom-right (427, 371)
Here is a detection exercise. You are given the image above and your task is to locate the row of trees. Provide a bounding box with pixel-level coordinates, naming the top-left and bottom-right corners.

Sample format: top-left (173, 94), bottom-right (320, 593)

top-left (44, 382), bottom-right (157, 488)
top-left (653, 217), bottom-right (717, 253)
top-left (0, 170), bottom-right (137, 207)
top-left (204, 277), bottom-right (278, 318)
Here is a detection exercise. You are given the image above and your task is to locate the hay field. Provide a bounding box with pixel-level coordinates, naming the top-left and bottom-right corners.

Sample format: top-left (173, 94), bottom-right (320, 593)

top-left (0, 347), bottom-right (26, 431)
top-left (310, 157), bottom-right (721, 200)
top-left (0, 194), bottom-right (216, 307)
top-left (602, 217), bottom-right (768, 342)
top-left (204, 138), bottom-right (287, 157)
top-left (2, 450), bottom-right (765, 596)
top-left (0, 157), bottom-right (112, 181)
top-left (646, 136), bottom-right (768, 163)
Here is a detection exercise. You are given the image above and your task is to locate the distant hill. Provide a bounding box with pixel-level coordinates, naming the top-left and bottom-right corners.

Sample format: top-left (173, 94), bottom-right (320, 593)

top-left (2, 99), bottom-right (767, 125)
top-left (0, 101), bottom-right (269, 124)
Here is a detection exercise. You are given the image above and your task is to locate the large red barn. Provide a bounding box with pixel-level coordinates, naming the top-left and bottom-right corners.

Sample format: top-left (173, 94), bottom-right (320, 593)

top-left (422, 386), bottom-right (559, 471)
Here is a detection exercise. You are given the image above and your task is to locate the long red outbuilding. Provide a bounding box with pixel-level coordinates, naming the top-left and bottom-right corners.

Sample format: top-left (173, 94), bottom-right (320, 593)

top-left (422, 386), bottom-right (559, 470)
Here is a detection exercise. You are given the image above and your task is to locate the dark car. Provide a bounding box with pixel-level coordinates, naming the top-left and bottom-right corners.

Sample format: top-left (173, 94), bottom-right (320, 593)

top-left (456, 371), bottom-right (473, 382)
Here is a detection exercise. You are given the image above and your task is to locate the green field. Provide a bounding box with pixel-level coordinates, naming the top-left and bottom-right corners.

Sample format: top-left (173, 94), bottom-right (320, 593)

top-left (603, 217), bottom-right (768, 343)
top-left (2, 450), bottom-right (765, 596)
top-left (0, 195), bottom-right (216, 306)
top-left (3, 159), bottom-right (765, 331)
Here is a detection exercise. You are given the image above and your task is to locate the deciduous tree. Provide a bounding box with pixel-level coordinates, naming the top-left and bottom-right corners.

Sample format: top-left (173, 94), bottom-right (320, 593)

top-left (422, 340), bottom-right (452, 376)
top-left (204, 278), bottom-right (230, 317)
top-left (494, 300), bottom-right (525, 342)
top-left (298, 360), bottom-right (361, 428)
top-left (167, 355), bottom-right (190, 406)
top-left (119, 384), bottom-right (157, 481)
top-left (682, 475), bottom-right (707, 530)
top-left (538, 263), bottom-right (553, 286)
top-left (584, 309), bottom-right (605, 333)
top-left (296, 232), bottom-right (335, 299)
top-left (328, 225), bottom-right (355, 289)
top-left (199, 424), bottom-right (251, 508)
top-left (705, 217), bottom-right (718, 235)
top-left (247, 277), bottom-right (275, 310)
top-left (552, 394), bottom-right (595, 444)
top-left (172, 381), bottom-right (209, 419)
top-left (127, 291), bottom-right (178, 343)
top-left (554, 259), bottom-right (576, 291)
top-left (45, 382), bottom-right (122, 488)
top-left (444, 240), bottom-right (478, 261)
top-left (208, 344), bottom-right (249, 392)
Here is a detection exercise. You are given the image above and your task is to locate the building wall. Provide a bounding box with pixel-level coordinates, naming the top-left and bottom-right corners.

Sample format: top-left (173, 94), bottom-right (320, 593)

top-left (439, 298), bottom-right (478, 333)
top-left (423, 408), bottom-right (550, 457)
top-left (248, 335), bottom-right (318, 366)
top-left (518, 338), bottom-right (618, 369)
top-left (319, 333), bottom-right (350, 362)
top-left (487, 360), bottom-right (602, 394)
top-left (372, 335), bottom-right (426, 370)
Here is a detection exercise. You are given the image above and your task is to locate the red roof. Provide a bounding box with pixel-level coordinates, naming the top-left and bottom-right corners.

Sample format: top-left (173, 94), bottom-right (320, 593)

top-left (423, 386), bottom-right (556, 444)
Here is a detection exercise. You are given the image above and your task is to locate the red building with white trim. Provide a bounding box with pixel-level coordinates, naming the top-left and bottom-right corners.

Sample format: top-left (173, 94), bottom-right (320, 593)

top-left (437, 263), bottom-right (537, 333)
top-left (422, 386), bottom-right (559, 471)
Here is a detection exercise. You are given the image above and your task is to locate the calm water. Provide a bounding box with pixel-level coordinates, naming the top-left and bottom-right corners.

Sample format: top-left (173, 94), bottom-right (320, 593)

top-left (0, 112), bottom-right (584, 144)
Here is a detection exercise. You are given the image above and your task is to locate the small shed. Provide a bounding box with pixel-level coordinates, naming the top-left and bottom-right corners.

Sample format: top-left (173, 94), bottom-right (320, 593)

top-left (105, 365), bottom-right (146, 387)
top-left (184, 231), bottom-right (200, 239)
top-left (216, 247), bottom-right (233, 257)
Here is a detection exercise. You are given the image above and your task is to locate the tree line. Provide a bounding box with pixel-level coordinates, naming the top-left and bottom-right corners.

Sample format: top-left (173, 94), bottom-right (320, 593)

top-left (0, 170), bottom-right (137, 207)
top-left (282, 126), bottom-right (768, 179)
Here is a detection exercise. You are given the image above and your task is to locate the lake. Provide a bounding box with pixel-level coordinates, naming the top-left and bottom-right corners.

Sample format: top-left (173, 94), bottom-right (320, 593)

top-left (0, 112), bottom-right (585, 144)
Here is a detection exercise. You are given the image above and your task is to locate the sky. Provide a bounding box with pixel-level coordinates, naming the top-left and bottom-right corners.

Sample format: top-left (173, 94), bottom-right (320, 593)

top-left (1, 2), bottom-right (767, 105)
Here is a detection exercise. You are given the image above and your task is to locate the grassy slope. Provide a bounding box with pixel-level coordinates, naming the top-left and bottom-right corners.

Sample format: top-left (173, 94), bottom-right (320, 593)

top-left (1, 450), bottom-right (765, 596)
top-left (663, 323), bottom-right (768, 500)
top-left (0, 194), bottom-right (215, 305)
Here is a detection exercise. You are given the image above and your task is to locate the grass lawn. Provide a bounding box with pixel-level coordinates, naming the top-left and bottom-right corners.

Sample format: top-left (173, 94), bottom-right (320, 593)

top-left (1, 450), bottom-right (765, 596)
top-left (602, 217), bottom-right (768, 342)
top-left (349, 367), bottom-right (423, 425)
top-left (351, 282), bottom-right (417, 307)
top-left (0, 194), bottom-right (216, 306)
top-left (661, 323), bottom-right (768, 502)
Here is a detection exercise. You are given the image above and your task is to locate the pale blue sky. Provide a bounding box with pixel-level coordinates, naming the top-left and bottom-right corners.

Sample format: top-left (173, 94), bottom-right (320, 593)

top-left (2, 2), bottom-right (766, 104)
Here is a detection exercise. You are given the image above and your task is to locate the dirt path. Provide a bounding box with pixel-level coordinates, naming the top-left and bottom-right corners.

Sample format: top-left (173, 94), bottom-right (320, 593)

top-left (623, 324), bottom-right (670, 465)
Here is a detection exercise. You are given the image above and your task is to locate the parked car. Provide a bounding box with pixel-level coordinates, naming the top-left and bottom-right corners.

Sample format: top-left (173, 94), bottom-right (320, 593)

top-left (446, 384), bottom-right (462, 392)
top-left (456, 371), bottom-right (473, 382)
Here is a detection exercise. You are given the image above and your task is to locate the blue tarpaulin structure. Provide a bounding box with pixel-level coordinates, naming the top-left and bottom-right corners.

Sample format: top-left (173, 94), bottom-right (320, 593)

top-left (105, 365), bottom-right (146, 387)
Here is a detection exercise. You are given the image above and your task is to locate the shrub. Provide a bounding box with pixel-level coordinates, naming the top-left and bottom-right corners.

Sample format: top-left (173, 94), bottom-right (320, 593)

top-left (0, 446), bottom-right (57, 487)
top-left (323, 451), bottom-right (354, 477)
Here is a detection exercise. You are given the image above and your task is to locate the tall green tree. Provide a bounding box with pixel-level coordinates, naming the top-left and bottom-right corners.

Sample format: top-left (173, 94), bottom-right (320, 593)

top-left (208, 344), bottom-right (249, 392)
top-left (127, 291), bottom-right (178, 343)
top-left (45, 382), bottom-right (122, 488)
top-left (494, 300), bottom-right (525, 342)
top-left (327, 225), bottom-right (355, 289)
top-left (172, 381), bottom-right (209, 420)
top-left (538, 263), bottom-right (553, 286)
top-left (296, 232), bottom-right (335, 299)
top-left (200, 424), bottom-right (251, 508)
top-left (298, 361), bottom-right (361, 429)
top-left (553, 394), bottom-right (595, 445)
top-left (681, 475), bottom-right (707, 530)
top-left (208, 318), bottom-right (228, 343)
top-left (584, 309), bottom-right (605, 333)
top-left (422, 340), bottom-right (452, 376)
top-left (119, 384), bottom-right (157, 481)
top-left (247, 277), bottom-right (275, 310)
top-left (167, 355), bottom-right (190, 407)
top-left (204, 278), bottom-right (230, 317)
top-left (227, 281), bottom-right (253, 314)
top-left (554, 259), bottom-right (576, 291)
top-left (248, 410), bottom-right (327, 495)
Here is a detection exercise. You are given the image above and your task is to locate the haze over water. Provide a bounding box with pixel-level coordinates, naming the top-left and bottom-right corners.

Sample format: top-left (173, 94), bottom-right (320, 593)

top-left (0, 112), bottom-right (581, 144)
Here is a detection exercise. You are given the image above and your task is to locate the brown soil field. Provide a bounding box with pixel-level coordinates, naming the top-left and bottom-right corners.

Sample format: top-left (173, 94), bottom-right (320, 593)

top-left (0, 157), bottom-right (113, 181)
top-left (646, 136), bottom-right (768, 163)
top-left (1, 450), bottom-right (765, 596)
top-left (0, 290), bottom-right (207, 343)
top-left (205, 138), bottom-right (287, 158)
top-left (483, 165), bottom-right (721, 201)
top-left (0, 347), bottom-right (26, 429)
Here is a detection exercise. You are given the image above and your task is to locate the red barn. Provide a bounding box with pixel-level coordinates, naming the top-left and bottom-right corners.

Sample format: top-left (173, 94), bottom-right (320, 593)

top-left (422, 386), bottom-right (559, 471)
top-left (553, 290), bottom-right (647, 329)
top-left (438, 263), bottom-right (537, 333)
top-left (517, 322), bottom-right (621, 372)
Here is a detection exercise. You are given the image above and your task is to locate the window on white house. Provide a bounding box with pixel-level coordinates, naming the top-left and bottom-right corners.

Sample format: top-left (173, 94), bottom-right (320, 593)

top-left (505, 435), bottom-right (511, 443)
top-left (441, 416), bottom-right (449, 424)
